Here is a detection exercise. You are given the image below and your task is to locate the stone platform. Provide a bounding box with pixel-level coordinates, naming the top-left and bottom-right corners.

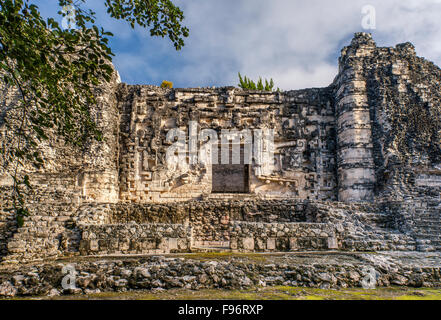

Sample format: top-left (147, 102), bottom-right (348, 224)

top-left (2, 199), bottom-right (439, 265)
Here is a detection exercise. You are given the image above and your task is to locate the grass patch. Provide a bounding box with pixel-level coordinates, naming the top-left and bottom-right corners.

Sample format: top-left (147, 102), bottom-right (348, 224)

top-left (13, 286), bottom-right (441, 301)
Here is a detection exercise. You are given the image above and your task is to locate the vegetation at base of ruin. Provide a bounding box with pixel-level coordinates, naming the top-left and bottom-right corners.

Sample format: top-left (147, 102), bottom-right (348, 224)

top-left (6, 286), bottom-right (441, 301)
top-left (160, 80), bottom-right (173, 89)
top-left (238, 72), bottom-right (280, 92)
top-left (0, 0), bottom-right (188, 225)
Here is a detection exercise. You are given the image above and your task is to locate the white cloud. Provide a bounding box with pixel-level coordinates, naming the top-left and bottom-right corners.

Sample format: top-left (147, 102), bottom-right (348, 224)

top-left (39, 0), bottom-right (441, 89)
top-left (158, 0), bottom-right (441, 89)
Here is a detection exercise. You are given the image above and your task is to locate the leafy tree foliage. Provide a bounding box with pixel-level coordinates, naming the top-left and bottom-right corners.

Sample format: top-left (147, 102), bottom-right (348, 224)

top-left (238, 72), bottom-right (279, 92)
top-left (104, 0), bottom-right (189, 50)
top-left (0, 0), bottom-right (188, 224)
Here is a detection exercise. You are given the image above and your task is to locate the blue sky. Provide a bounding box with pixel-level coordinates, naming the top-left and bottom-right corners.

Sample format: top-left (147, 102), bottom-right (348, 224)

top-left (37, 0), bottom-right (441, 90)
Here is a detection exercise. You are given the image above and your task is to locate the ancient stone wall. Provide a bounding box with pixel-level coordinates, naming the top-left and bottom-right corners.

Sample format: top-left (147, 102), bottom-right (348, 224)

top-left (79, 223), bottom-right (192, 255)
top-left (0, 70), bottom-right (120, 204)
top-left (106, 200), bottom-right (308, 243)
top-left (229, 222), bottom-right (337, 252)
top-left (0, 70), bottom-right (121, 262)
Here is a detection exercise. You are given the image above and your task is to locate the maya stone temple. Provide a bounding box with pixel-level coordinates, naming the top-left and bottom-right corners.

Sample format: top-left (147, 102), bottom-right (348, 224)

top-left (0, 33), bottom-right (440, 296)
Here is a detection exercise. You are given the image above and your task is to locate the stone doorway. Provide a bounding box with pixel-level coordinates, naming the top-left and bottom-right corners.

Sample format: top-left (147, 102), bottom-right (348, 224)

top-left (211, 144), bottom-right (250, 193)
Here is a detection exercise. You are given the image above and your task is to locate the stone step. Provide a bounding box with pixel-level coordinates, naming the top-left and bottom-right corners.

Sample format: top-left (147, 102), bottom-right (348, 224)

top-left (342, 240), bottom-right (416, 251)
top-left (425, 239), bottom-right (441, 245)
top-left (413, 214), bottom-right (441, 218)
top-left (357, 215), bottom-right (395, 228)
top-left (190, 247), bottom-right (231, 253)
top-left (343, 236), bottom-right (416, 244)
top-left (413, 222), bottom-right (441, 227)
top-left (207, 193), bottom-right (258, 200)
top-left (416, 245), bottom-right (437, 252)
top-left (417, 239), bottom-right (441, 248)
top-left (414, 229), bottom-right (441, 234)
top-left (412, 214), bottom-right (441, 219)
top-left (414, 233), bottom-right (441, 240)
top-left (413, 219), bottom-right (441, 225)
top-left (372, 228), bottom-right (408, 234)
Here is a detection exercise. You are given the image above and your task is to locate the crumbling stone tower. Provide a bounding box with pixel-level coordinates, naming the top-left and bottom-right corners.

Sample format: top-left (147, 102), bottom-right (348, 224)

top-left (334, 33), bottom-right (377, 202)
top-left (335, 33), bottom-right (440, 203)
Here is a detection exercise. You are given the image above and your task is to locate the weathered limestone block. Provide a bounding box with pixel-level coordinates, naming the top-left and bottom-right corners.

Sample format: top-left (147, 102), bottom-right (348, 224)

top-left (79, 223), bottom-right (192, 256)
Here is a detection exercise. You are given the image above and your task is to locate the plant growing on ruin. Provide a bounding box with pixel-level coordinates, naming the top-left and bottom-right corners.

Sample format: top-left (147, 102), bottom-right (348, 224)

top-left (0, 0), bottom-right (189, 225)
top-left (160, 80), bottom-right (173, 88)
top-left (238, 72), bottom-right (280, 92)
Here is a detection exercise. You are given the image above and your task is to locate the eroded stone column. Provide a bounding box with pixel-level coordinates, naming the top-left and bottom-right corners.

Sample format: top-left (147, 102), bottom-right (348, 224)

top-left (335, 33), bottom-right (376, 202)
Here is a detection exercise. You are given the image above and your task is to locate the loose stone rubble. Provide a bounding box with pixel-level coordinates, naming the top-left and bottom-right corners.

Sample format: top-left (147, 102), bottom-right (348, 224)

top-left (0, 33), bottom-right (440, 296)
top-left (0, 252), bottom-right (440, 298)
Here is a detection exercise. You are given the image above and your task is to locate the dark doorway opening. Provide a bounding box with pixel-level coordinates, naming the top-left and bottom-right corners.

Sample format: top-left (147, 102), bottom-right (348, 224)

top-left (212, 164), bottom-right (250, 193)
top-left (211, 144), bottom-right (250, 194)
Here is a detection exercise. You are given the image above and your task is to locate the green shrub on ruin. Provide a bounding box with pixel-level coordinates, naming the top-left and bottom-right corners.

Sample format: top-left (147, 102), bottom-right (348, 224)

top-left (160, 80), bottom-right (174, 88)
top-left (238, 72), bottom-right (280, 92)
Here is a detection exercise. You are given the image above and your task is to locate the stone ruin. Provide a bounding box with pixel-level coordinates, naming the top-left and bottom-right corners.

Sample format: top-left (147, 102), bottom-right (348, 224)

top-left (0, 32), bottom-right (440, 264)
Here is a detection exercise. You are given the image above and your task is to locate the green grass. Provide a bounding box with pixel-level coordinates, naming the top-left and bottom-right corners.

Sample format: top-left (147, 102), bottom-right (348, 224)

top-left (13, 286), bottom-right (441, 300)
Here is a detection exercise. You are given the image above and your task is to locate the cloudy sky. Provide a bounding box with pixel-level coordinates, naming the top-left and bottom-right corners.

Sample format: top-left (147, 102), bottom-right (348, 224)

top-left (38, 0), bottom-right (441, 90)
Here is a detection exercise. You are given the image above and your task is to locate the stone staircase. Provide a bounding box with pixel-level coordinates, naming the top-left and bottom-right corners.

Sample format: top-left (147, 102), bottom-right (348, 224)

top-left (0, 202), bottom-right (111, 264)
top-left (207, 193), bottom-right (258, 201)
top-left (311, 202), bottom-right (419, 252)
top-left (1, 203), bottom-right (79, 264)
top-left (412, 206), bottom-right (441, 252)
top-left (341, 229), bottom-right (417, 251)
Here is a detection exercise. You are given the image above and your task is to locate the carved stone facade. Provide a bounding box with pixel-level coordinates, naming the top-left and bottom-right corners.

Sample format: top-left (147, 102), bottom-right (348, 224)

top-left (117, 85), bottom-right (336, 203)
